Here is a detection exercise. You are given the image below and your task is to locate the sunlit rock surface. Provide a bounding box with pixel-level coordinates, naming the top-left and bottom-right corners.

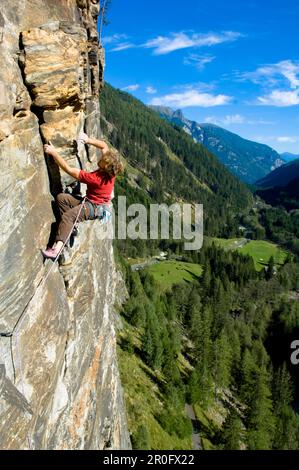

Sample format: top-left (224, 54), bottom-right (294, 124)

top-left (0, 0), bottom-right (130, 450)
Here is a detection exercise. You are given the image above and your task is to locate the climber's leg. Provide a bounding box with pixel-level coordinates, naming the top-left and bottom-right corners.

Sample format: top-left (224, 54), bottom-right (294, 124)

top-left (56, 193), bottom-right (83, 241)
top-left (55, 203), bottom-right (90, 245)
top-left (42, 199), bottom-right (90, 259)
top-left (56, 193), bottom-right (82, 217)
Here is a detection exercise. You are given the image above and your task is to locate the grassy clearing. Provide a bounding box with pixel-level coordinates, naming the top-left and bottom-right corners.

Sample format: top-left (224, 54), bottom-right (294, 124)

top-left (239, 240), bottom-right (288, 271)
top-left (211, 237), bottom-right (288, 271)
top-left (147, 260), bottom-right (202, 290)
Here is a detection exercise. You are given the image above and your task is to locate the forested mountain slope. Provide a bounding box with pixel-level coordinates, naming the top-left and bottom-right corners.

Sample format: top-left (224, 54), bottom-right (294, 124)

top-left (150, 105), bottom-right (283, 184)
top-left (101, 84), bottom-right (253, 237)
top-left (256, 159), bottom-right (299, 189)
top-left (100, 84), bottom-right (299, 450)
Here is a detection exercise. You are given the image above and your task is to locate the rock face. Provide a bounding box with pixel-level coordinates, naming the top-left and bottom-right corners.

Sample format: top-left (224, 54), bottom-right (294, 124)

top-left (0, 0), bottom-right (131, 450)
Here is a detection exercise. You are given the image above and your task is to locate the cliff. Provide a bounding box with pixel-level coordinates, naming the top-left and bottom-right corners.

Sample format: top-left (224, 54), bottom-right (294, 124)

top-left (0, 0), bottom-right (131, 449)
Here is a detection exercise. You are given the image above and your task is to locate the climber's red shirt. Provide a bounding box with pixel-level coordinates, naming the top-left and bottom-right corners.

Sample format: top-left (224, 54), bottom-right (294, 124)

top-left (79, 170), bottom-right (115, 205)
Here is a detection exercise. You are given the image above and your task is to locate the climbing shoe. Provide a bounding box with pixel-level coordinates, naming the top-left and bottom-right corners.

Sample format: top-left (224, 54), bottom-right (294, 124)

top-left (41, 248), bottom-right (61, 260)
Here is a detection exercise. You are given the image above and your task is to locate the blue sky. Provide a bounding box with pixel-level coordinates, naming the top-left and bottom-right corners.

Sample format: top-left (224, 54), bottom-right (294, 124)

top-left (100, 0), bottom-right (299, 154)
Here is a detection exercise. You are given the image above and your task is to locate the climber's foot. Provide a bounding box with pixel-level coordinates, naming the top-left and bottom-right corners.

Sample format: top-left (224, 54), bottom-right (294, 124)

top-left (72, 226), bottom-right (78, 237)
top-left (41, 248), bottom-right (62, 260)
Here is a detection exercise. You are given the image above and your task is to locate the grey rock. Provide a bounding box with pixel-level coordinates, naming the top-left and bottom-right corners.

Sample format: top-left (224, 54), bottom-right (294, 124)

top-left (0, 0), bottom-right (130, 450)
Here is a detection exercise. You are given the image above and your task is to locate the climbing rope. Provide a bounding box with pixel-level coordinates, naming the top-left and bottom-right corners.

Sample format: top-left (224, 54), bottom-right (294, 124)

top-left (7, 197), bottom-right (86, 449)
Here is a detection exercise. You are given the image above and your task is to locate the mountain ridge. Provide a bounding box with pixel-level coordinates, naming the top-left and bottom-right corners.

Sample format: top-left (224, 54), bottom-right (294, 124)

top-left (101, 84), bottom-right (253, 237)
top-left (255, 159), bottom-right (299, 188)
top-left (150, 105), bottom-right (284, 184)
top-left (280, 152), bottom-right (299, 162)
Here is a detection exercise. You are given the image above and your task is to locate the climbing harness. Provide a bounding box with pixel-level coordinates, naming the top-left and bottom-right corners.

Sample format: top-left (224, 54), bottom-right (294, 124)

top-left (84, 199), bottom-right (112, 224)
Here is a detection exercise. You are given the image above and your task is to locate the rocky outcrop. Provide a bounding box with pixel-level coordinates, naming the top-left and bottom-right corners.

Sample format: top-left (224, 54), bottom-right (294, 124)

top-left (0, 1), bottom-right (130, 449)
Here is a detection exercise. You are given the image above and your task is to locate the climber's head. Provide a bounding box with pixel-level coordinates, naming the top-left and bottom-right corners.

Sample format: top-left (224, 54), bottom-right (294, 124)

top-left (98, 149), bottom-right (124, 177)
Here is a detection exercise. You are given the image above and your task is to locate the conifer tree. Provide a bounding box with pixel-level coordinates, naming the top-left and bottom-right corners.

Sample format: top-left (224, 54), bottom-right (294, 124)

top-left (214, 329), bottom-right (233, 390)
top-left (221, 409), bottom-right (244, 450)
top-left (266, 256), bottom-right (275, 280)
top-left (272, 363), bottom-right (294, 410)
top-left (246, 366), bottom-right (275, 450)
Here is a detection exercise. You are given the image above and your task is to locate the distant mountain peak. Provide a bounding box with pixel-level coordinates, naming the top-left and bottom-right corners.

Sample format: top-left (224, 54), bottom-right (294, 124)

top-left (149, 105), bottom-right (185, 121)
top-left (172, 109), bottom-right (184, 120)
top-left (150, 106), bottom-right (284, 184)
top-left (149, 105), bottom-right (175, 118)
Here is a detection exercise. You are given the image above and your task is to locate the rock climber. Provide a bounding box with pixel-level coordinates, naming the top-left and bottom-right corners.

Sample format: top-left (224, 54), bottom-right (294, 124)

top-left (42, 132), bottom-right (124, 260)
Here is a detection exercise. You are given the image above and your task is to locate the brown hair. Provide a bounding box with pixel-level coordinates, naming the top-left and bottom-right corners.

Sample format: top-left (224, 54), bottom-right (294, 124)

top-left (99, 149), bottom-right (124, 177)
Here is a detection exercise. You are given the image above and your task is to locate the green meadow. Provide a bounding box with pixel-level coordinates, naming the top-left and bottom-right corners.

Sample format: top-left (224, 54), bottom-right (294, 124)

top-left (212, 238), bottom-right (288, 271)
top-left (239, 240), bottom-right (288, 271)
top-left (147, 260), bottom-right (203, 290)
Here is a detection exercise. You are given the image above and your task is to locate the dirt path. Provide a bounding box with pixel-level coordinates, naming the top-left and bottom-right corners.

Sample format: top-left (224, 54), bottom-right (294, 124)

top-left (185, 404), bottom-right (202, 450)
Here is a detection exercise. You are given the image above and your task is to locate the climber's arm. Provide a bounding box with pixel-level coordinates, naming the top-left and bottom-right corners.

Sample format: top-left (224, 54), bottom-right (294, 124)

top-left (44, 143), bottom-right (80, 180)
top-left (78, 132), bottom-right (109, 154)
top-left (87, 138), bottom-right (109, 153)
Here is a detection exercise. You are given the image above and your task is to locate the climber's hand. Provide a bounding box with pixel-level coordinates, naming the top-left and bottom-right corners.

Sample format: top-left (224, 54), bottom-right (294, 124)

top-left (78, 132), bottom-right (89, 144)
top-left (44, 142), bottom-right (57, 156)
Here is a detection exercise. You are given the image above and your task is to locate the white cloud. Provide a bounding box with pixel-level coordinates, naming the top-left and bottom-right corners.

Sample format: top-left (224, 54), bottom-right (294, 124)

top-left (173, 82), bottom-right (216, 92)
top-left (204, 115), bottom-right (275, 126)
top-left (240, 60), bottom-right (299, 89)
top-left (121, 84), bottom-right (140, 92)
top-left (106, 30), bottom-right (242, 56)
top-left (103, 33), bottom-right (136, 52)
top-left (111, 42), bottom-right (136, 52)
top-left (150, 90), bottom-right (232, 108)
top-left (143, 31), bottom-right (242, 55)
top-left (146, 86), bottom-right (157, 94)
top-left (277, 136), bottom-right (297, 143)
top-left (280, 61), bottom-right (299, 89)
top-left (240, 60), bottom-right (299, 107)
top-left (205, 114), bottom-right (245, 125)
top-left (258, 89), bottom-right (299, 107)
top-left (253, 135), bottom-right (298, 145)
top-left (183, 54), bottom-right (215, 70)
top-left (102, 34), bottom-right (128, 45)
